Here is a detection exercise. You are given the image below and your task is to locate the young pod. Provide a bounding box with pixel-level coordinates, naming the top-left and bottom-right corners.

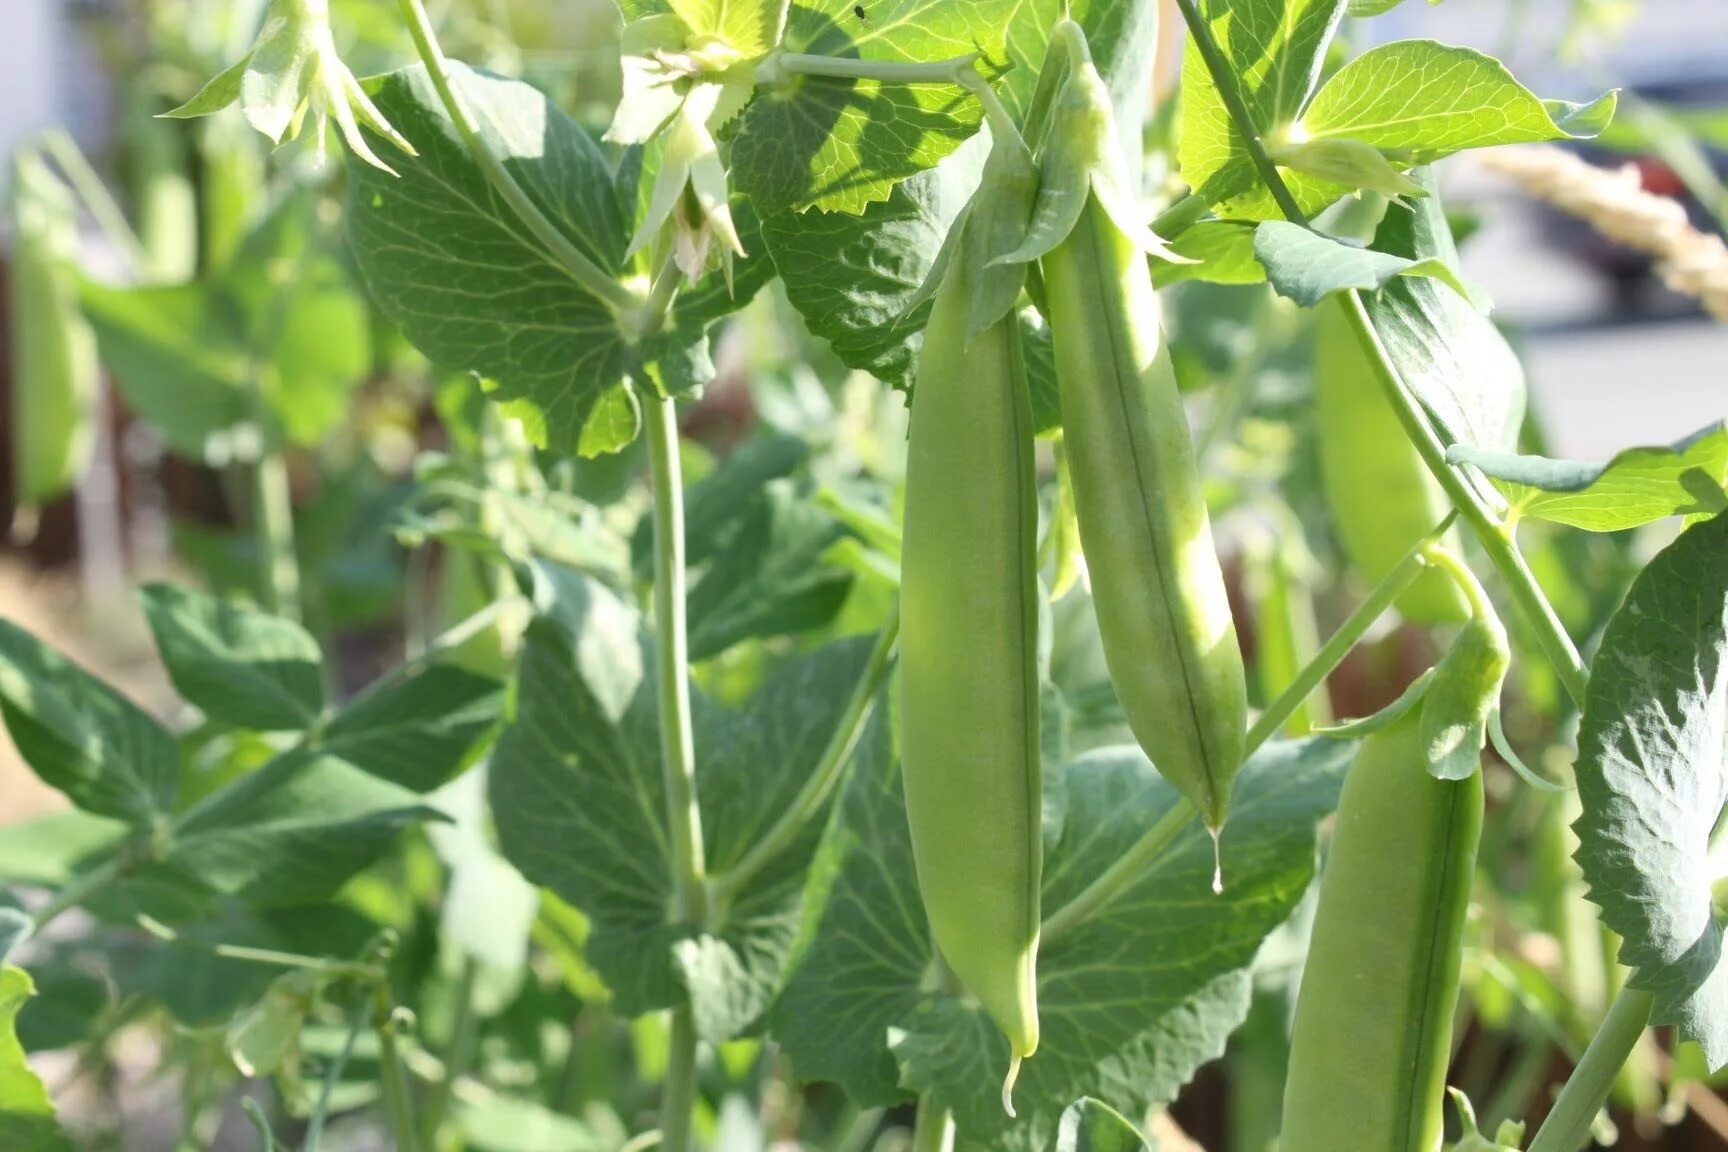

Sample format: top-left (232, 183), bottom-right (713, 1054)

top-left (1013, 23), bottom-right (1246, 830)
top-left (1313, 296), bottom-right (1470, 625)
top-left (899, 135), bottom-right (1043, 1076)
top-left (1280, 708), bottom-right (1483, 1152)
top-left (7, 150), bottom-right (98, 521)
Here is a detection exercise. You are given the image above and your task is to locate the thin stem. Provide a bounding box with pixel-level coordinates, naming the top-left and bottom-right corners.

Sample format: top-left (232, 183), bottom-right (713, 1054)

top-left (761, 50), bottom-right (980, 87)
top-left (1169, 0), bottom-right (1591, 711)
top-left (37, 129), bottom-right (151, 272)
top-left (645, 392), bottom-right (706, 1152)
top-left (1041, 519), bottom-right (1451, 943)
top-left (375, 984), bottom-right (425, 1152)
top-left (1527, 987), bottom-right (1654, 1152)
top-left (627, 250), bottom-right (685, 344)
top-left (304, 997), bottom-right (367, 1152)
top-left (709, 604), bottom-right (900, 908)
top-left (953, 65), bottom-right (1019, 144)
top-left (422, 957), bottom-right (480, 1145)
top-left (909, 1097), bottom-right (955, 1152)
top-left (252, 444), bottom-right (301, 622)
top-left (335, 596), bottom-right (517, 718)
top-left (29, 854), bottom-right (127, 935)
top-left (1171, 0), bottom-right (1308, 225)
top-left (1042, 801), bottom-right (1194, 943)
top-left (393, 0), bottom-right (636, 315)
top-left (1243, 516), bottom-right (1451, 757)
top-left (1422, 542), bottom-right (1492, 619)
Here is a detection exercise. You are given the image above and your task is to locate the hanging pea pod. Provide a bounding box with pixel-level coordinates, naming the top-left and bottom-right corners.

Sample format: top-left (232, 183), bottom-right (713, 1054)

top-left (1007, 21), bottom-right (1246, 832)
top-left (1280, 705), bottom-right (1483, 1152)
top-left (899, 124), bottom-right (1043, 1088)
top-left (1245, 530), bottom-right (1332, 736)
top-left (1313, 295), bottom-right (1470, 626)
top-left (126, 82), bottom-right (198, 282)
top-left (7, 149), bottom-right (98, 526)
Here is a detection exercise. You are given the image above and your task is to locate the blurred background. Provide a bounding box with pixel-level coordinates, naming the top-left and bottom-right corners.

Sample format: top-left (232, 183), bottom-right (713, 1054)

top-left (0, 0), bottom-right (1724, 1149)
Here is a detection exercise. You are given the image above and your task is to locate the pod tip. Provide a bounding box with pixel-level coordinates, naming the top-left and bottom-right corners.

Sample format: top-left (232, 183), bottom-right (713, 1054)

top-left (1001, 1054), bottom-right (1022, 1117)
top-left (1208, 825), bottom-right (1225, 895)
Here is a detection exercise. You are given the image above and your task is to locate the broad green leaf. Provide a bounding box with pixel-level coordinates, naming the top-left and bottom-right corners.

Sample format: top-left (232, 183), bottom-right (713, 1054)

top-left (490, 572), bottom-right (880, 1040)
top-left (319, 665), bottom-right (502, 793)
top-left (729, 0), bottom-right (1012, 213)
top-left (772, 715), bottom-right (1351, 1145)
top-left (1448, 422), bottom-right (1728, 532)
top-left (226, 969), bottom-right (323, 1089)
top-left (1154, 221), bottom-right (1266, 287)
top-left (0, 812), bottom-right (127, 888)
top-left (1573, 513), bottom-right (1728, 1069)
top-left (1055, 1098), bottom-right (1149, 1152)
top-left (14, 966), bottom-right (106, 1052)
top-left (1178, 0), bottom-right (1348, 216)
top-left (670, 0), bottom-right (788, 57)
top-left (346, 65), bottom-right (630, 456)
top-left (1299, 41), bottom-right (1617, 160)
top-left (140, 582), bottom-right (325, 731)
top-left (427, 768), bottom-right (538, 991)
top-left (629, 433), bottom-right (813, 579)
top-left (1253, 220), bottom-right (1466, 307)
top-left (159, 746), bottom-right (442, 907)
top-left (0, 621), bottom-right (179, 827)
top-left (0, 967), bottom-right (72, 1152)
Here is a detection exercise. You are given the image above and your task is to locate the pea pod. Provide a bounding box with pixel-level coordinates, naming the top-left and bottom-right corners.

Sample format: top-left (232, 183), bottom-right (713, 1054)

top-left (7, 149), bottom-right (98, 521)
top-left (900, 135), bottom-right (1042, 1077)
top-left (1280, 707), bottom-right (1482, 1152)
top-left (1014, 23), bottom-right (1246, 830)
top-left (1313, 296), bottom-right (1469, 625)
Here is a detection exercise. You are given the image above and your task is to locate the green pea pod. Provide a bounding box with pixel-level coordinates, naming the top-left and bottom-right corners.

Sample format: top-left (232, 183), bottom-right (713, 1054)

top-left (127, 84), bottom-right (198, 282)
top-left (1313, 296), bottom-right (1469, 626)
top-left (7, 150), bottom-right (98, 520)
top-left (1280, 707), bottom-right (1482, 1152)
top-left (1021, 23), bottom-right (1246, 830)
top-left (900, 138), bottom-right (1042, 1079)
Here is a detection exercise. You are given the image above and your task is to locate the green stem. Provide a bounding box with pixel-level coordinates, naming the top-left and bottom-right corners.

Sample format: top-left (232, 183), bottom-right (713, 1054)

top-left (393, 0), bottom-right (637, 315)
top-left (423, 957), bottom-right (480, 1145)
top-left (37, 129), bottom-right (151, 272)
top-left (761, 50), bottom-right (980, 87)
top-left (1527, 987), bottom-right (1654, 1152)
top-left (304, 998), bottom-right (367, 1152)
top-left (375, 984), bottom-right (425, 1152)
top-left (909, 1097), bottom-right (955, 1152)
top-left (252, 443), bottom-right (300, 622)
top-left (708, 603), bottom-right (900, 909)
top-left (645, 392), bottom-right (706, 1152)
top-left (1170, 0), bottom-right (1591, 711)
top-left (29, 854), bottom-right (127, 935)
top-left (626, 249), bottom-right (685, 344)
top-left (1041, 518), bottom-right (1451, 943)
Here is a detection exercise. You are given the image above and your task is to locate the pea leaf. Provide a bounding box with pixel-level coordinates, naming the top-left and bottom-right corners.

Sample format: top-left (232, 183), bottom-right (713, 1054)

top-left (140, 582), bottom-right (325, 731)
top-left (489, 571), bottom-right (882, 1040)
top-left (1253, 220), bottom-right (1467, 307)
top-left (1177, 0), bottom-right (1349, 217)
top-left (0, 967), bottom-right (73, 1152)
top-left (771, 717), bottom-right (1351, 1145)
top-left (347, 65), bottom-right (754, 459)
top-left (0, 812), bottom-right (127, 889)
top-left (728, 0), bottom-right (1010, 214)
top-left (1055, 1098), bottom-right (1150, 1152)
top-left (318, 665), bottom-right (503, 793)
top-left (0, 621), bottom-right (179, 828)
top-left (1573, 512), bottom-right (1728, 1070)
top-left (1154, 221), bottom-right (1266, 287)
top-left (1447, 422), bottom-right (1728, 532)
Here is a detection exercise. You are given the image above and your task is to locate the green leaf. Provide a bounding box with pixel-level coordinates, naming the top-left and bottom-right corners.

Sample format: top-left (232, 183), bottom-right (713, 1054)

top-left (1447, 422), bottom-right (1728, 532)
top-left (319, 665), bottom-right (502, 793)
top-left (729, 0), bottom-right (1010, 213)
top-left (159, 746), bottom-right (443, 907)
top-left (1573, 513), bottom-right (1728, 1070)
top-left (457, 1094), bottom-right (605, 1152)
top-left (490, 572), bottom-right (879, 1040)
top-left (1154, 221), bottom-right (1266, 287)
top-left (1253, 220), bottom-right (1467, 307)
top-left (1298, 41), bottom-right (1617, 162)
top-left (629, 433), bottom-right (813, 579)
top-left (772, 716), bottom-right (1351, 1144)
top-left (0, 621), bottom-right (179, 827)
top-left (0, 967), bottom-right (73, 1152)
top-left (140, 582), bottom-right (325, 731)
top-left (0, 812), bottom-right (127, 888)
top-left (345, 65), bottom-right (631, 457)
top-left (14, 966), bottom-right (106, 1053)
top-left (1177, 0), bottom-right (1348, 217)
top-left (1054, 1098), bottom-right (1149, 1152)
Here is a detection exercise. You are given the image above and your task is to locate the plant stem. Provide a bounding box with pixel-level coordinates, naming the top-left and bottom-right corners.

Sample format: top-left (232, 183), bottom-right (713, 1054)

top-left (709, 603), bottom-right (900, 908)
top-left (36, 129), bottom-right (151, 272)
top-left (644, 392), bottom-right (707, 1152)
top-left (374, 984), bottom-right (425, 1152)
top-left (393, 0), bottom-right (636, 315)
top-left (423, 957), bottom-right (480, 1145)
top-left (1170, 0), bottom-right (1591, 711)
top-left (1041, 519), bottom-right (1450, 942)
top-left (761, 50), bottom-right (980, 87)
top-left (29, 854), bottom-right (127, 936)
top-left (252, 443), bottom-right (301, 622)
top-left (1527, 987), bottom-right (1654, 1152)
top-left (910, 1096), bottom-right (956, 1152)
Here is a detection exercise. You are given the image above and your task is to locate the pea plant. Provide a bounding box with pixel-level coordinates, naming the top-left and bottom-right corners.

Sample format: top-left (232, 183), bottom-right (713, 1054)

top-left (3, 0), bottom-right (1726, 1149)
